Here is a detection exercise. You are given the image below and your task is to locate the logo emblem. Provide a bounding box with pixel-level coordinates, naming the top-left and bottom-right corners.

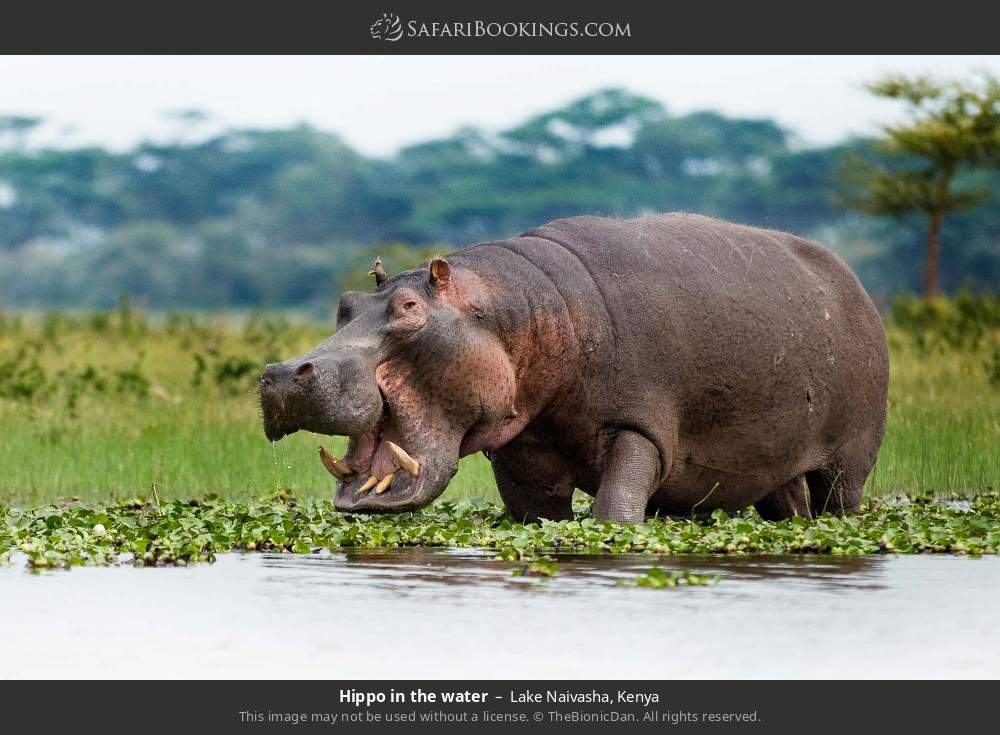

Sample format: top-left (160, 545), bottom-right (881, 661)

top-left (370, 13), bottom-right (403, 41)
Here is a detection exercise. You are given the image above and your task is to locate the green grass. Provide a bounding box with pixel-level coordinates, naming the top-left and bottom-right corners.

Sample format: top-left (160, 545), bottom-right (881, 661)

top-left (869, 329), bottom-right (1000, 495)
top-left (0, 308), bottom-right (998, 508)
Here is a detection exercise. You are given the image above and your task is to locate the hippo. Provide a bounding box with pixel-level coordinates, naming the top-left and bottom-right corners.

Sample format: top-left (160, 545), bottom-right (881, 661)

top-left (259, 213), bottom-right (889, 523)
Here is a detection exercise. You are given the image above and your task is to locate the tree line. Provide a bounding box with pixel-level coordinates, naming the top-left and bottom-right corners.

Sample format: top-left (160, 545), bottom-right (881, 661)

top-left (0, 83), bottom-right (998, 311)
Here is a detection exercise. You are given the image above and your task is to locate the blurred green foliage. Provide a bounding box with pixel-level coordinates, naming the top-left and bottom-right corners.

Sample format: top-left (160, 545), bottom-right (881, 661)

top-left (892, 290), bottom-right (1000, 351)
top-left (1, 88), bottom-right (998, 311)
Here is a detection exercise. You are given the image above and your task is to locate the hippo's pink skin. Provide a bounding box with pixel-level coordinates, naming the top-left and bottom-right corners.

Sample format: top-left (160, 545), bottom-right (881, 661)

top-left (260, 213), bottom-right (888, 523)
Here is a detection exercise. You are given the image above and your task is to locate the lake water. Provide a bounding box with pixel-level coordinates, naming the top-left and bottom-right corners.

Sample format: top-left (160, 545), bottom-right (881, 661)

top-left (3, 550), bottom-right (998, 678)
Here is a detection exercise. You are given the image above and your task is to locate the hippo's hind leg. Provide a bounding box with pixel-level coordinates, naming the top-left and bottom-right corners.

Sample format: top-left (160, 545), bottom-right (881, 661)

top-left (754, 475), bottom-right (812, 521)
top-left (592, 430), bottom-right (663, 524)
top-left (755, 453), bottom-right (869, 521)
top-left (805, 468), bottom-right (862, 516)
top-left (756, 428), bottom-right (878, 521)
top-left (802, 433), bottom-right (878, 516)
top-left (490, 441), bottom-right (575, 523)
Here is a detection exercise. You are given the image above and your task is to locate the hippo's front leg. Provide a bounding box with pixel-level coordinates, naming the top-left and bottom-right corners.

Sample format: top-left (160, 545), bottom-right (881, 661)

top-left (489, 438), bottom-right (575, 523)
top-left (592, 430), bottom-right (663, 523)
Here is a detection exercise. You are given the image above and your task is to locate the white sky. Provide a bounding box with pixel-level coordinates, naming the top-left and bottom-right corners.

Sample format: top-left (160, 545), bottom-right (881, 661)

top-left (2, 55), bottom-right (999, 155)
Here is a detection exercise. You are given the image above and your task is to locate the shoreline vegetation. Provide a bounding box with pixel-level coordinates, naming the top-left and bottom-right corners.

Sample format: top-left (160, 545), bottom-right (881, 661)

top-left (2, 493), bottom-right (999, 570)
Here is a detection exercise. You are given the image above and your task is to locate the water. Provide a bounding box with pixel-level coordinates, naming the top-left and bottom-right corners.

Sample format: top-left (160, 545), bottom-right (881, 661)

top-left (269, 437), bottom-right (294, 488)
top-left (2, 551), bottom-right (998, 679)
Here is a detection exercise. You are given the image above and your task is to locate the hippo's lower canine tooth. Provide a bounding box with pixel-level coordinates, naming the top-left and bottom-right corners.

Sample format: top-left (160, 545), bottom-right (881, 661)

top-left (386, 441), bottom-right (420, 476)
top-left (358, 476), bottom-right (379, 494)
top-left (318, 445), bottom-right (355, 481)
top-left (374, 474), bottom-right (394, 494)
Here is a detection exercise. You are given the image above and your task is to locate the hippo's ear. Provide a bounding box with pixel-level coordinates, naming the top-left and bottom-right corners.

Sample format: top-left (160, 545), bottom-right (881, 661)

top-left (429, 258), bottom-right (451, 291)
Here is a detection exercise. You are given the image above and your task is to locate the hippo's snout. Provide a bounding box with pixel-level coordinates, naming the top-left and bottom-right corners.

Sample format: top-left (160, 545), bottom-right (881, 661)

top-left (259, 352), bottom-right (382, 442)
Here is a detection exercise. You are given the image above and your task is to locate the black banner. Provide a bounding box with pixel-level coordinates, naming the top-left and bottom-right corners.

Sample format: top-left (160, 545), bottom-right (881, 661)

top-left (2, 0), bottom-right (999, 53)
top-left (1, 680), bottom-right (995, 732)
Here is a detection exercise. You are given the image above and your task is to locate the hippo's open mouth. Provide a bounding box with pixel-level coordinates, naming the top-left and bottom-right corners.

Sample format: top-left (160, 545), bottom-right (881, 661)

top-left (319, 398), bottom-right (423, 511)
top-left (310, 388), bottom-right (458, 513)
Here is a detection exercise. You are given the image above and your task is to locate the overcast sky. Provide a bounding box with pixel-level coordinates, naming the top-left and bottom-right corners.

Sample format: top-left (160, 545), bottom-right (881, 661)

top-left (3, 55), bottom-right (999, 155)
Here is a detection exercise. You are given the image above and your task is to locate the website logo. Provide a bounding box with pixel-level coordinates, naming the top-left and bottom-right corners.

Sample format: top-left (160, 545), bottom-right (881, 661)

top-left (367, 14), bottom-right (632, 42)
top-left (370, 13), bottom-right (403, 41)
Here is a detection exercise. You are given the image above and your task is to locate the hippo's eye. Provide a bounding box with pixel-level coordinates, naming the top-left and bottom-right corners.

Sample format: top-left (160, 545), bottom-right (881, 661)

top-left (390, 293), bottom-right (423, 324)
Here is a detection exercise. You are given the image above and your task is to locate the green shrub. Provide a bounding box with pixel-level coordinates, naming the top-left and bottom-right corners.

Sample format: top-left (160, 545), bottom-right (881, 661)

top-left (214, 355), bottom-right (259, 394)
top-left (892, 290), bottom-right (1000, 351)
top-left (0, 344), bottom-right (47, 400)
top-left (114, 357), bottom-right (151, 399)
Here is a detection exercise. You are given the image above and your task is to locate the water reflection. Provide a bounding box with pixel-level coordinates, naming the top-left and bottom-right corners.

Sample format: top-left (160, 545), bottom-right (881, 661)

top-left (256, 548), bottom-right (888, 598)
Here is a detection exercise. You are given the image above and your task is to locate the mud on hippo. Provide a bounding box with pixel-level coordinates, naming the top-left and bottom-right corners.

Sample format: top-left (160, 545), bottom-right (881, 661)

top-left (259, 213), bottom-right (889, 523)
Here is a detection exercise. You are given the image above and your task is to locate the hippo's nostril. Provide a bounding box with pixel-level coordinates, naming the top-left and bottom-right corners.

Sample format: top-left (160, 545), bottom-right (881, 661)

top-left (294, 362), bottom-right (315, 381)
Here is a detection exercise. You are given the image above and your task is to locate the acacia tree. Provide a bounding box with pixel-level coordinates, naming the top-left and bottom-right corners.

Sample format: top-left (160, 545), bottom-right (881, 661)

top-left (842, 74), bottom-right (1000, 297)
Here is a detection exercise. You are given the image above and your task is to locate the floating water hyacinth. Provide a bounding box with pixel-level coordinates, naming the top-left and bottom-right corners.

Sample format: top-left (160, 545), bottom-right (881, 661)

top-left (624, 568), bottom-right (722, 588)
top-left (1, 492), bottom-right (999, 570)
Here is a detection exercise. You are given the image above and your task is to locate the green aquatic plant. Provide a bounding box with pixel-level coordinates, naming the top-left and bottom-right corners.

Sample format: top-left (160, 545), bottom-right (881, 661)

top-left (511, 556), bottom-right (560, 577)
top-left (1, 492), bottom-right (999, 571)
top-left (626, 568), bottom-right (721, 588)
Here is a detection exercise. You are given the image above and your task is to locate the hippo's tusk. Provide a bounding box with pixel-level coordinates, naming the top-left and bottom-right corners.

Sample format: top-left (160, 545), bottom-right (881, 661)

top-left (386, 441), bottom-right (420, 477)
top-left (375, 474), bottom-right (394, 494)
top-left (318, 445), bottom-right (355, 481)
top-left (357, 476), bottom-right (379, 494)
